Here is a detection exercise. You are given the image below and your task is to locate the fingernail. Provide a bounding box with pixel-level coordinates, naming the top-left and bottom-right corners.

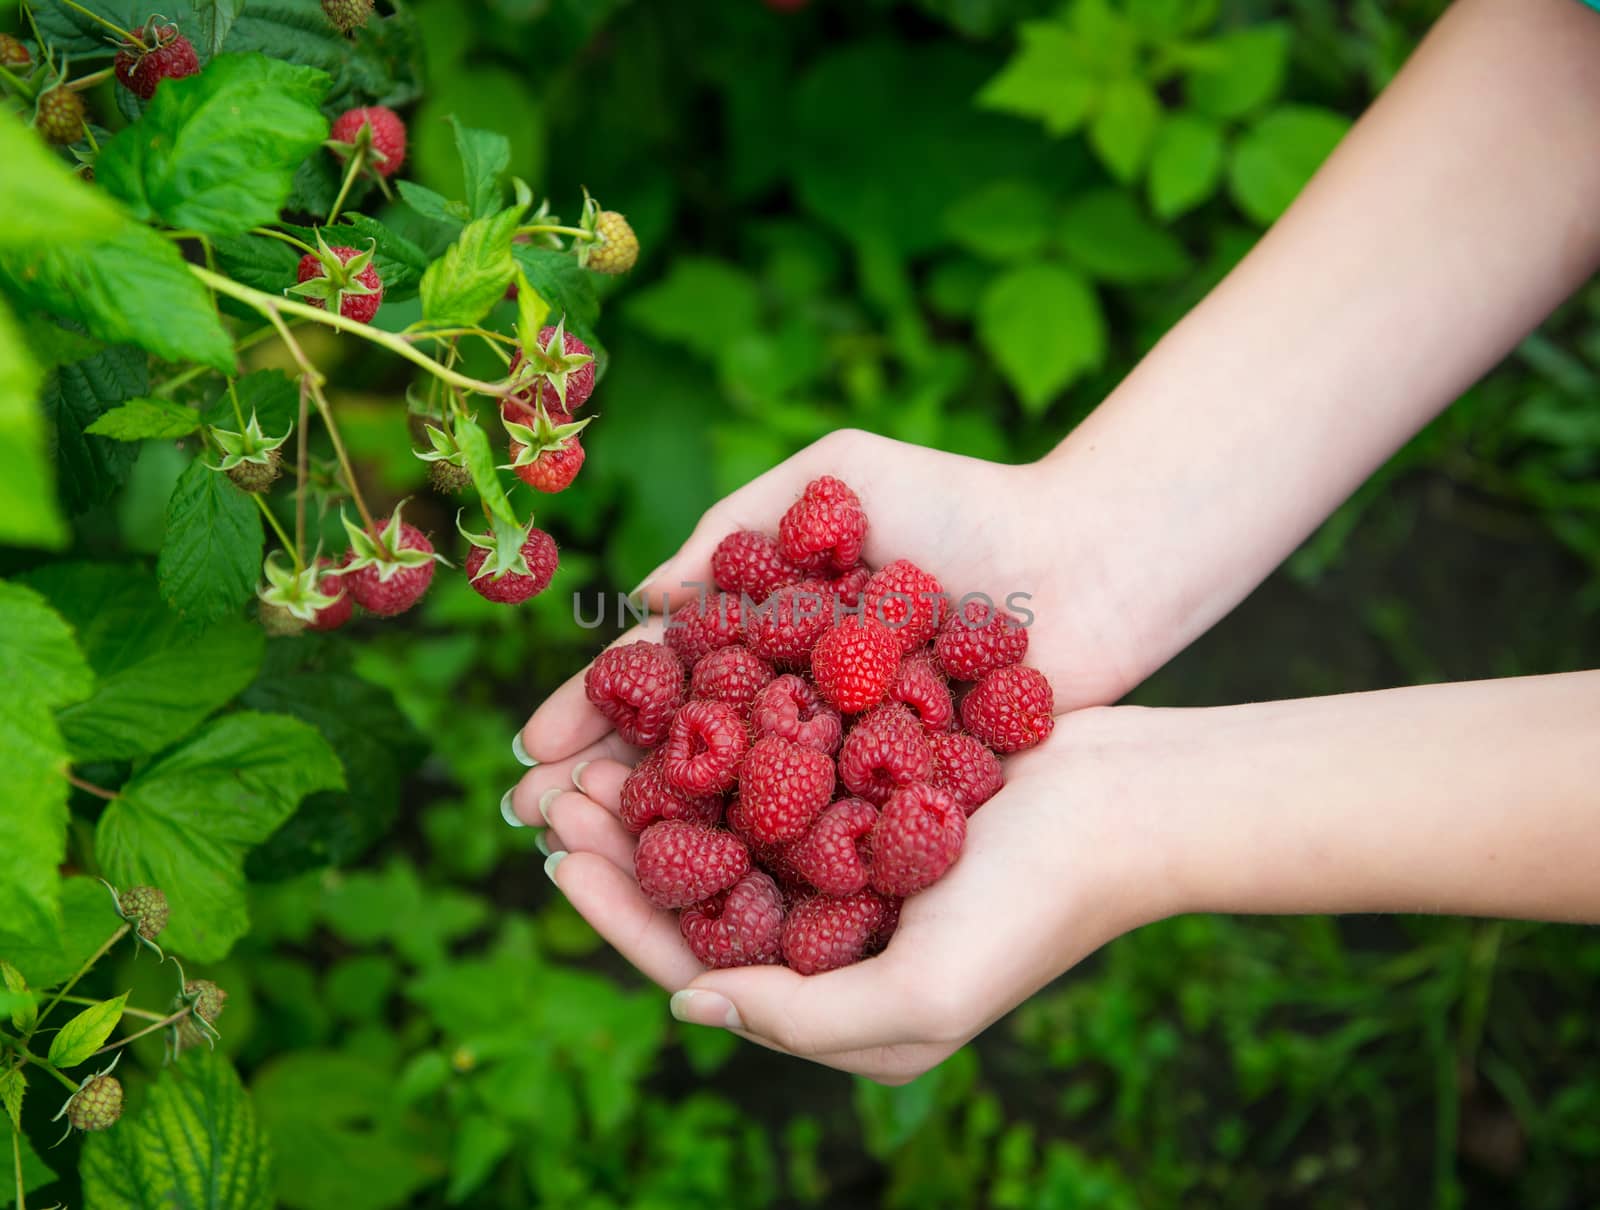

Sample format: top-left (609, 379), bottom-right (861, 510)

top-left (571, 761), bottom-right (591, 794)
top-left (669, 989), bottom-right (742, 1030)
top-left (538, 787), bottom-right (561, 826)
top-left (500, 788), bottom-right (526, 828)
top-left (628, 562), bottom-right (667, 600)
top-left (543, 850), bottom-right (567, 885)
top-left (512, 733), bottom-right (538, 767)
top-left (534, 829), bottom-right (551, 857)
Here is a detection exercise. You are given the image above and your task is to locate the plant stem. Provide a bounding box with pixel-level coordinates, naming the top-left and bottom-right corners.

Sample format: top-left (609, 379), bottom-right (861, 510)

top-left (226, 379), bottom-right (247, 428)
top-left (29, 926), bottom-right (131, 1038)
top-left (12, 1124), bottom-right (23, 1210)
top-left (0, 63), bottom-right (34, 100)
top-left (408, 326), bottom-right (518, 347)
top-left (64, 772), bottom-right (116, 801)
top-left (326, 145), bottom-right (365, 226)
top-left (254, 492), bottom-right (300, 571)
top-left (55, 0), bottom-right (143, 47)
top-left (19, 1053), bottom-right (80, 1093)
top-left (68, 66), bottom-right (114, 91)
top-left (516, 223), bottom-right (595, 242)
top-left (295, 380), bottom-right (309, 559)
top-left (154, 322), bottom-right (287, 399)
top-left (251, 225), bottom-right (318, 257)
top-left (191, 265), bottom-right (508, 397)
top-left (53, 996), bottom-right (168, 1023)
top-left (92, 1008), bottom-right (190, 1057)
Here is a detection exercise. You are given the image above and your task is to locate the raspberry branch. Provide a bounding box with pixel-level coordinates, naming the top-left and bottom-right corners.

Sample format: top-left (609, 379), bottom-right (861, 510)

top-left (27, 925), bottom-right (130, 1038)
top-left (66, 66), bottom-right (114, 91)
top-left (64, 771), bottom-right (116, 800)
top-left (52, 0), bottom-right (146, 48)
top-left (90, 1007), bottom-right (191, 1058)
top-left (515, 223), bottom-right (596, 242)
top-left (325, 142), bottom-right (365, 226)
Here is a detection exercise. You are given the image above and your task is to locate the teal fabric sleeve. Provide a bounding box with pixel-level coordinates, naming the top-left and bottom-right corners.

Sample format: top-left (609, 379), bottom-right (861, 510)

top-left (1585, 0), bottom-right (1600, 12)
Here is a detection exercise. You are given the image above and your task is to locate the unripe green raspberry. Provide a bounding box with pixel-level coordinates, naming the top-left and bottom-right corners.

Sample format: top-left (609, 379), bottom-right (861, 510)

top-left (35, 87), bottom-right (85, 146)
top-left (185, 978), bottom-right (228, 1022)
top-left (67, 1075), bottom-right (123, 1132)
top-left (427, 460), bottom-right (473, 495)
top-left (117, 884), bottom-right (169, 941)
top-left (587, 211), bottom-right (639, 275)
top-left (321, 0), bottom-right (373, 34)
top-left (259, 602), bottom-right (308, 637)
top-left (0, 33), bottom-right (31, 69)
top-left (225, 448), bottom-right (282, 493)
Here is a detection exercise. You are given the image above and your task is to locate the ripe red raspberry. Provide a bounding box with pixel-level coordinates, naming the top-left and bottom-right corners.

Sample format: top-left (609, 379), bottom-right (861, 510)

top-left (330, 105), bottom-right (407, 177)
top-left (662, 700), bottom-right (749, 795)
top-left (680, 870), bottom-right (784, 968)
top-left (811, 615), bottom-right (899, 714)
top-left (777, 476), bottom-right (867, 572)
top-left (870, 782), bottom-right (965, 897)
top-left (864, 559), bottom-right (946, 652)
top-left (750, 674), bottom-right (842, 754)
top-left (509, 326), bottom-right (596, 411)
top-left (960, 665), bottom-right (1055, 754)
top-left (634, 820), bottom-right (749, 909)
top-left (781, 889), bottom-right (892, 975)
top-left (785, 798), bottom-right (877, 896)
top-left (838, 705), bottom-right (935, 805)
top-left (711, 530), bottom-right (805, 602)
top-left (344, 523), bottom-right (435, 616)
top-left (306, 558), bottom-right (353, 631)
top-left (114, 20), bottom-right (198, 100)
top-left (510, 431), bottom-right (585, 493)
top-left (928, 731), bottom-right (1004, 814)
top-left (466, 527), bottom-right (559, 604)
top-left (619, 750), bottom-right (721, 833)
top-left (934, 599), bottom-right (1030, 680)
top-left (666, 592), bottom-right (744, 665)
top-left (737, 736), bottom-right (835, 844)
top-left (690, 645), bottom-right (774, 714)
top-left (830, 562), bottom-right (871, 607)
top-left (890, 652), bottom-right (955, 731)
top-left (584, 641), bottom-right (685, 748)
top-left (297, 246), bottom-right (384, 324)
top-left (744, 582), bottom-right (835, 668)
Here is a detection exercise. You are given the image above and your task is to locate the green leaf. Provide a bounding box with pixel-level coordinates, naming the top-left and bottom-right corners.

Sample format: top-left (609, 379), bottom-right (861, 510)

top-left (1148, 113), bottom-right (1226, 219)
top-left (80, 1049), bottom-right (272, 1210)
top-left (224, 0), bottom-right (422, 111)
top-left (0, 961), bottom-right (36, 1032)
top-left (511, 246), bottom-right (601, 347)
top-left (40, 341), bottom-right (147, 517)
top-left (0, 878), bottom-right (122, 989)
top-left (624, 258), bottom-right (762, 360)
top-left (1060, 188), bottom-right (1191, 284)
top-left (419, 205), bottom-right (522, 328)
top-left (98, 54), bottom-right (330, 238)
top-left (0, 579), bottom-right (93, 711)
top-left (1089, 77), bottom-right (1162, 185)
top-left (977, 23), bottom-right (1099, 136)
top-left (451, 116), bottom-right (510, 220)
top-left (0, 221), bottom-right (235, 372)
top-left (46, 993), bottom-right (127, 1068)
top-left (943, 181), bottom-right (1055, 262)
top-left (86, 397), bottom-right (204, 441)
top-left (397, 180), bottom-right (470, 230)
top-left (977, 262), bottom-right (1104, 413)
top-left (21, 313), bottom-right (105, 372)
top-left (455, 417), bottom-right (519, 526)
top-left (0, 1111), bottom-right (57, 1205)
top-left (0, 1068), bottom-right (24, 1132)
top-left (447, 1114), bottom-right (514, 1205)
top-left (201, 370), bottom-right (300, 436)
top-left (210, 230), bottom-right (302, 293)
top-left (97, 712), bottom-right (342, 960)
top-left (0, 116), bottom-right (125, 247)
top-left (334, 215), bottom-right (430, 302)
top-left (157, 458), bottom-right (265, 625)
top-left (21, 563), bottom-right (264, 763)
top-left (197, 0), bottom-right (249, 56)
top-left (1186, 24), bottom-right (1290, 120)
top-left (1229, 105), bottom-right (1350, 225)
top-left (0, 295), bottom-right (64, 548)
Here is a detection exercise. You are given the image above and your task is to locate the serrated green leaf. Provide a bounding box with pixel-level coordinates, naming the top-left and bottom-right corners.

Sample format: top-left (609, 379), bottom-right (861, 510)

top-left (1186, 24), bottom-right (1290, 120)
top-left (80, 1048), bottom-right (272, 1210)
top-left (86, 397), bottom-right (204, 441)
top-left (455, 418), bottom-right (518, 527)
top-left (420, 205), bottom-right (523, 328)
top-left (397, 180), bottom-right (470, 230)
top-left (0, 295), bottom-right (64, 548)
top-left (0, 1068), bottom-right (24, 1132)
top-left (1149, 113), bottom-right (1226, 219)
top-left (1089, 76), bottom-right (1162, 185)
top-left (0, 115), bottom-right (124, 247)
top-left (40, 341), bottom-right (147, 517)
top-left (977, 23), bottom-right (1098, 136)
top-left (333, 215), bottom-right (430, 302)
top-left (1, 877), bottom-right (124, 989)
top-left (511, 246), bottom-right (600, 348)
top-left (46, 992), bottom-right (127, 1068)
top-left (21, 313), bottom-right (105, 372)
top-left (1229, 105), bottom-right (1350, 225)
top-left (201, 370), bottom-right (300, 435)
top-left (977, 262), bottom-right (1104, 413)
top-left (943, 180), bottom-right (1054, 262)
top-left (157, 458), bottom-right (265, 625)
top-left (452, 116), bottom-right (510, 220)
top-left (224, 0), bottom-right (422, 111)
top-left (211, 230), bottom-right (303, 293)
top-left (0, 961), bottom-right (36, 1032)
top-left (21, 563), bottom-right (264, 762)
top-left (1060, 188), bottom-right (1191, 284)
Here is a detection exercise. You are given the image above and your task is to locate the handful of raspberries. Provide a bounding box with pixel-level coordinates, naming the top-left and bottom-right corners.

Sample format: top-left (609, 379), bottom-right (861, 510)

top-left (584, 477), bottom-right (1055, 975)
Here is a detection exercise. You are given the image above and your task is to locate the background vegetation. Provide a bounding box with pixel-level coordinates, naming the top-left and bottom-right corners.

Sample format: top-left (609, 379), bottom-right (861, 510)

top-left (7, 0), bottom-right (1600, 1206)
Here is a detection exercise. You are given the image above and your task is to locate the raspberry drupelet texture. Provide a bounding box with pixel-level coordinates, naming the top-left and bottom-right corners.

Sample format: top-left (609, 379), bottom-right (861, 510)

top-left (619, 750), bottom-right (722, 833)
top-left (781, 889), bottom-right (893, 975)
top-left (711, 530), bottom-right (806, 602)
top-left (680, 870), bottom-right (785, 968)
top-left (864, 559), bottom-right (947, 652)
top-left (584, 641), bottom-right (686, 748)
top-left (690, 645), bottom-right (775, 714)
top-left (296, 246), bottom-right (384, 323)
top-left (662, 700), bottom-right (749, 796)
top-left (830, 562), bottom-right (872, 607)
top-left (330, 105), bottom-right (407, 177)
top-left (634, 820), bottom-right (750, 909)
top-left (737, 736), bottom-right (836, 844)
top-left (510, 433), bottom-right (585, 493)
top-left (890, 652), bottom-right (955, 732)
top-left (508, 326), bottom-right (597, 412)
top-left (811, 615), bottom-right (900, 714)
top-left (960, 664), bottom-right (1055, 753)
top-left (785, 798), bottom-right (878, 896)
top-left (837, 704), bottom-right (935, 805)
top-left (750, 674), bottom-right (843, 755)
top-left (344, 523), bottom-right (435, 616)
top-left (934, 599), bottom-right (1030, 681)
top-left (306, 558), bottom-right (353, 631)
top-left (777, 475), bottom-right (868, 572)
top-left (466, 528), bottom-right (559, 604)
top-left (744, 582), bottom-right (836, 668)
top-left (927, 731), bottom-right (1004, 814)
top-left (114, 21), bottom-right (199, 99)
top-left (870, 782), bottom-right (966, 897)
top-left (666, 592), bottom-right (744, 665)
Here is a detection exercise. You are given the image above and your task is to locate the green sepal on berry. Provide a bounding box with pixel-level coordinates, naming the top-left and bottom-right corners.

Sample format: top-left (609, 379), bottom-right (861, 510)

top-left (107, 881), bottom-right (170, 955)
top-left (258, 550), bottom-right (345, 623)
top-left (415, 421), bottom-right (475, 493)
top-left (502, 405), bottom-right (592, 469)
top-left (576, 189), bottom-right (639, 275)
top-left (342, 500), bottom-right (448, 579)
top-left (510, 318), bottom-right (594, 410)
top-left (209, 410), bottom-right (292, 492)
top-left (286, 230), bottom-right (381, 310)
top-left (457, 510), bottom-right (543, 583)
top-left (53, 1056), bottom-right (123, 1138)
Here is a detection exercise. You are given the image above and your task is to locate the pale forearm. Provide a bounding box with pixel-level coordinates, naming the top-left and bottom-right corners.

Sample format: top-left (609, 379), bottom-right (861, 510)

top-left (1039, 0), bottom-right (1600, 692)
top-left (1097, 673), bottom-right (1600, 924)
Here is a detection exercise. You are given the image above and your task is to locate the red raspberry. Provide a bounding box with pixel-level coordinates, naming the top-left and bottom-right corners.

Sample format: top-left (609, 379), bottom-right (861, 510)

top-left (830, 563), bottom-right (871, 607)
top-left (114, 21), bottom-right (198, 99)
top-left (750, 674), bottom-right (842, 755)
top-left (781, 890), bottom-right (892, 975)
top-left (810, 615), bottom-right (899, 714)
top-left (864, 559), bottom-right (946, 652)
top-left (666, 592), bottom-right (744, 665)
top-left (870, 782), bottom-right (965, 897)
top-left (662, 700), bottom-right (749, 795)
top-left (744, 582), bottom-right (835, 668)
top-left (876, 896), bottom-right (902, 948)
top-left (777, 476), bottom-right (867, 572)
top-left (711, 530), bottom-right (805, 602)
top-left (784, 798), bottom-right (877, 896)
top-left (508, 326), bottom-right (596, 412)
top-left (619, 750), bottom-right (721, 833)
top-left (330, 105), bottom-right (407, 177)
top-left (344, 523), bottom-right (435, 617)
top-left (960, 665), bottom-right (1055, 754)
top-left (934, 599), bottom-right (1030, 681)
top-left (465, 528), bottom-right (559, 604)
top-left (584, 641), bottom-right (685, 748)
top-left (928, 732), bottom-right (1004, 814)
top-left (680, 870), bottom-right (785, 968)
top-left (838, 705), bottom-right (934, 805)
top-left (296, 246), bottom-right (383, 324)
top-left (890, 652), bottom-right (954, 732)
top-left (737, 736), bottom-right (835, 844)
top-left (633, 820), bottom-right (749, 909)
top-left (690, 645), bottom-right (774, 714)
top-left (306, 558), bottom-right (352, 632)
top-left (510, 433), bottom-right (584, 493)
